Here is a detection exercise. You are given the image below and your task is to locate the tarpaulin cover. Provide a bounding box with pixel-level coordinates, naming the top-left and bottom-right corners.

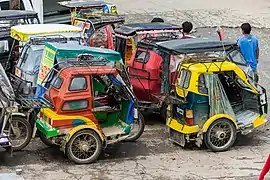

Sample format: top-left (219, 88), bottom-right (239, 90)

top-left (205, 73), bottom-right (235, 119)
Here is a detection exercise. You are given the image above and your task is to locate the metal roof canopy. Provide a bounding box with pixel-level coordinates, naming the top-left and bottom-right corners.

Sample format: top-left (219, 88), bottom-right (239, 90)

top-left (46, 42), bottom-right (122, 62)
top-left (155, 38), bottom-right (238, 54)
top-left (114, 23), bottom-right (181, 36)
top-left (58, 0), bottom-right (112, 8)
top-left (75, 15), bottom-right (125, 29)
top-left (0, 10), bottom-right (38, 20)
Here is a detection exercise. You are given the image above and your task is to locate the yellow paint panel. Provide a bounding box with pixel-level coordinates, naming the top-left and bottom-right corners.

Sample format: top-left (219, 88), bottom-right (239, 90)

top-left (67, 125), bottom-right (105, 142)
top-left (176, 61), bottom-right (258, 97)
top-left (202, 114), bottom-right (238, 132)
top-left (253, 115), bottom-right (267, 128)
top-left (42, 108), bottom-right (91, 123)
top-left (167, 118), bottom-right (199, 134)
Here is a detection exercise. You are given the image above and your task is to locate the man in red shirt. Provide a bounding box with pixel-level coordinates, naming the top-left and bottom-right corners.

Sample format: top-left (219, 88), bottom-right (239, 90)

top-left (181, 21), bottom-right (195, 39)
top-left (259, 154), bottom-right (270, 180)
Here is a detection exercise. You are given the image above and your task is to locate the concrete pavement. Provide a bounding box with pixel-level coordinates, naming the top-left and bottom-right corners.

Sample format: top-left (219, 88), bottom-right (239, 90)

top-left (108, 0), bottom-right (270, 28)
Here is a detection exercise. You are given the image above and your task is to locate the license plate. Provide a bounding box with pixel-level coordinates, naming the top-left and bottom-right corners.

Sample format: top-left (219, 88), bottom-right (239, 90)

top-left (0, 137), bottom-right (10, 144)
top-left (169, 129), bottom-right (185, 147)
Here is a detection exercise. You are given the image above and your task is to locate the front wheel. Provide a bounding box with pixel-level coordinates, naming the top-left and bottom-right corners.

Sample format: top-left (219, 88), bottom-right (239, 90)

top-left (8, 116), bottom-right (33, 151)
top-left (66, 129), bottom-right (102, 164)
top-left (204, 118), bottom-right (236, 152)
top-left (123, 111), bottom-right (145, 142)
top-left (38, 130), bottom-right (56, 147)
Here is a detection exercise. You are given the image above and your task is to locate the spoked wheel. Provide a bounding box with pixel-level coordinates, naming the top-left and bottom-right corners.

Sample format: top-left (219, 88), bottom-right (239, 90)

top-left (66, 129), bottom-right (102, 164)
top-left (204, 119), bottom-right (236, 152)
top-left (7, 116), bottom-right (32, 151)
top-left (123, 111), bottom-right (145, 142)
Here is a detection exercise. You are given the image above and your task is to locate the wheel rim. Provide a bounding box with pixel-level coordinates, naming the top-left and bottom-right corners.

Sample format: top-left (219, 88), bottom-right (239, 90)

top-left (208, 121), bottom-right (234, 149)
top-left (70, 132), bottom-right (98, 162)
top-left (9, 120), bottom-right (29, 148)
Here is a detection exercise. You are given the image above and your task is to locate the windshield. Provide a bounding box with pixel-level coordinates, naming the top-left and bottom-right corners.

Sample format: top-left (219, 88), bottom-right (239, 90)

top-left (227, 50), bottom-right (248, 69)
top-left (17, 45), bottom-right (44, 73)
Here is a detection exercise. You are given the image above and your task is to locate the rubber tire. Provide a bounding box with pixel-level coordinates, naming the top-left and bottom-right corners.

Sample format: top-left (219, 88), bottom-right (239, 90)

top-left (203, 119), bottom-right (237, 152)
top-left (10, 116), bottom-right (33, 151)
top-left (66, 129), bottom-right (102, 164)
top-left (123, 111), bottom-right (145, 142)
top-left (160, 103), bottom-right (167, 123)
top-left (38, 130), bottom-right (56, 147)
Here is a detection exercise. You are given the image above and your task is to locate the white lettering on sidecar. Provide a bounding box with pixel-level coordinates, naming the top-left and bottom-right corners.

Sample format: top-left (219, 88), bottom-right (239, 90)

top-left (177, 107), bottom-right (184, 115)
top-left (260, 94), bottom-right (267, 105)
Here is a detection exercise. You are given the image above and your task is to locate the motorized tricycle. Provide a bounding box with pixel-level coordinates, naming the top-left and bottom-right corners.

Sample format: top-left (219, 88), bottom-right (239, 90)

top-left (114, 22), bottom-right (181, 64)
top-left (58, 0), bottom-right (118, 25)
top-left (0, 63), bottom-right (32, 152)
top-left (59, 0), bottom-right (124, 49)
top-left (33, 59), bottom-right (144, 164)
top-left (0, 10), bottom-right (40, 71)
top-left (9, 23), bottom-right (82, 73)
top-left (154, 38), bottom-right (268, 151)
top-left (9, 24), bottom-right (83, 98)
top-left (127, 35), bottom-right (251, 121)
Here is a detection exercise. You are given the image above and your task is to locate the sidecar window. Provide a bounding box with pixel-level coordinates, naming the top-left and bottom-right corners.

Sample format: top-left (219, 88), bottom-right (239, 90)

top-left (69, 77), bottom-right (87, 91)
top-left (51, 76), bottom-right (63, 89)
top-left (62, 99), bottom-right (89, 111)
top-left (178, 69), bottom-right (191, 89)
top-left (135, 50), bottom-right (150, 63)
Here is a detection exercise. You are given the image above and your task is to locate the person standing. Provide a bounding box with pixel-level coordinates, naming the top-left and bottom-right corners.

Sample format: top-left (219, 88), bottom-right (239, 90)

top-left (237, 23), bottom-right (259, 82)
top-left (181, 21), bottom-right (195, 39)
top-left (151, 17), bottom-right (164, 23)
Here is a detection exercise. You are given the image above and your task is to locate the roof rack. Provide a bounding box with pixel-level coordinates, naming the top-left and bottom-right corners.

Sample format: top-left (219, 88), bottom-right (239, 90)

top-left (83, 15), bottom-right (125, 25)
top-left (29, 35), bottom-right (69, 45)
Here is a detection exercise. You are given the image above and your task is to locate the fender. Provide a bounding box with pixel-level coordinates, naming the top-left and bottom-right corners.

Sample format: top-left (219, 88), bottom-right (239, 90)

top-left (66, 124), bottom-right (105, 143)
top-left (202, 114), bottom-right (238, 133)
top-left (12, 112), bottom-right (27, 117)
top-left (60, 124), bottom-right (105, 153)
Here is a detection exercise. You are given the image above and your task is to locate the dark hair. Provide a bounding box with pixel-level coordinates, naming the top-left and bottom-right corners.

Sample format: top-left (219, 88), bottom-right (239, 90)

top-left (182, 21), bottom-right (193, 33)
top-left (151, 17), bottom-right (164, 23)
top-left (241, 23), bottom-right (252, 34)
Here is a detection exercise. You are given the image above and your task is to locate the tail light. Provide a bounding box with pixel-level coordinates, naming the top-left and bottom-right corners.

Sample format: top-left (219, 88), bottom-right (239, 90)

top-left (48, 118), bottom-right (52, 126)
top-left (185, 109), bottom-right (194, 125)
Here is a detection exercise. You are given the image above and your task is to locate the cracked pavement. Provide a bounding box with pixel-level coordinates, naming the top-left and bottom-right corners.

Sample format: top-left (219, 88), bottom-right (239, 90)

top-left (1, 0), bottom-right (270, 179)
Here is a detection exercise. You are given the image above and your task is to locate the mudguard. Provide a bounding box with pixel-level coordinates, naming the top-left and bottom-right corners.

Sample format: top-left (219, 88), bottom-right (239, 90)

top-left (202, 114), bottom-right (238, 133)
top-left (61, 124), bottom-right (105, 153)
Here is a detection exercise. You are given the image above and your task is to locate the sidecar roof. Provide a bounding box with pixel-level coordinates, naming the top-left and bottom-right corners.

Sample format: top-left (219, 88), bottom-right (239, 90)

top-left (114, 23), bottom-right (180, 36)
top-left (156, 38), bottom-right (237, 54)
top-left (58, 0), bottom-right (113, 8)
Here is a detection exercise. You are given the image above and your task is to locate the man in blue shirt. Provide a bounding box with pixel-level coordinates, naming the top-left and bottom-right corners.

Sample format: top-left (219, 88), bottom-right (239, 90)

top-left (237, 23), bottom-right (259, 82)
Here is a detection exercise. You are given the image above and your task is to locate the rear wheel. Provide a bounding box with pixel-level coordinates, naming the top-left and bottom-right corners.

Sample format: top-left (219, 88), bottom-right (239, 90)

top-left (204, 119), bottom-right (236, 152)
top-left (66, 129), bottom-right (102, 164)
top-left (8, 116), bottom-right (32, 151)
top-left (38, 131), bottom-right (56, 147)
top-left (123, 112), bottom-right (145, 142)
